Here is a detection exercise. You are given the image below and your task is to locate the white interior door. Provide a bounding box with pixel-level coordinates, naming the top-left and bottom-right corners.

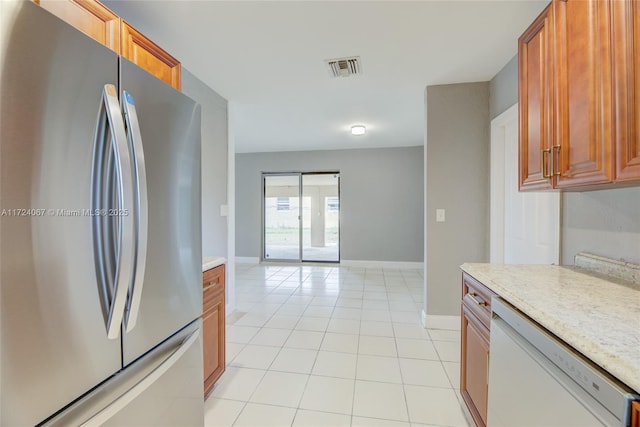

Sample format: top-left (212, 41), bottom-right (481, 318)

top-left (490, 104), bottom-right (560, 265)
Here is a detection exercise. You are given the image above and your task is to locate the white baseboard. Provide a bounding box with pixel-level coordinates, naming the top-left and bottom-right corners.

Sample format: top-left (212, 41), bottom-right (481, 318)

top-left (423, 314), bottom-right (460, 330)
top-left (225, 302), bottom-right (235, 316)
top-left (235, 256), bottom-right (259, 264)
top-left (340, 260), bottom-right (424, 269)
top-left (233, 257), bottom-right (424, 270)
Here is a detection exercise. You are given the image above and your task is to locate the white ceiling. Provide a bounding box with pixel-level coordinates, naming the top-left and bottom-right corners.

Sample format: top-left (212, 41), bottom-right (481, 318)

top-left (104, 0), bottom-right (548, 154)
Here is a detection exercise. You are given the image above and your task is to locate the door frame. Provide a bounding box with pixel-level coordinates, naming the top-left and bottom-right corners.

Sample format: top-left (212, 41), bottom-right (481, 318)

top-left (261, 171), bottom-right (341, 263)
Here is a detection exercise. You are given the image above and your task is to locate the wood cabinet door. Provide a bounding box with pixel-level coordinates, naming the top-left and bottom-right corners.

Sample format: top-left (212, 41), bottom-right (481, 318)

top-left (613, 0), bottom-right (640, 182)
top-left (554, 0), bottom-right (614, 188)
top-left (519, 4), bottom-right (555, 190)
top-left (35, 0), bottom-right (120, 52)
top-left (203, 291), bottom-right (225, 397)
top-left (461, 305), bottom-right (489, 427)
top-left (121, 21), bottom-right (181, 91)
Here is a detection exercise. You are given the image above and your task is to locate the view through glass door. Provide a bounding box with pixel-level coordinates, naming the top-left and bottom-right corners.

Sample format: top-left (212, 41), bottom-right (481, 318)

top-left (302, 173), bottom-right (339, 262)
top-left (263, 172), bottom-right (340, 263)
top-left (263, 174), bottom-right (301, 261)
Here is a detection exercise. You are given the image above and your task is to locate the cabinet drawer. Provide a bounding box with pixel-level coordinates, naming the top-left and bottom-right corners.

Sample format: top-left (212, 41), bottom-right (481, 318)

top-left (462, 273), bottom-right (494, 329)
top-left (203, 265), bottom-right (224, 292)
top-left (203, 265), bottom-right (225, 311)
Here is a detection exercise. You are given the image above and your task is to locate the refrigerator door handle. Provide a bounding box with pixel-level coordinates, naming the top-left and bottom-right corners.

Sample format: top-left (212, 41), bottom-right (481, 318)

top-left (91, 84), bottom-right (136, 340)
top-left (79, 329), bottom-right (200, 427)
top-left (121, 90), bottom-right (148, 333)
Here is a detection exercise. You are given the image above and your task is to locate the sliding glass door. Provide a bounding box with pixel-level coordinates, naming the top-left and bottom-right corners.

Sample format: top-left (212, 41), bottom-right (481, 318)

top-left (302, 173), bottom-right (340, 262)
top-left (263, 174), bottom-right (301, 261)
top-left (263, 172), bottom-right (340, 263)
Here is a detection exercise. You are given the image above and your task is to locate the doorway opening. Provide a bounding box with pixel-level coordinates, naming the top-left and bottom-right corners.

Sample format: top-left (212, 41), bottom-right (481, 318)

top-left (262, 172), bottom-right (340, 263)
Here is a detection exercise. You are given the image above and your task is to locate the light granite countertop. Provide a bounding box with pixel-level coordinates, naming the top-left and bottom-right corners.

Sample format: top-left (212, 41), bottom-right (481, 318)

top-left (203, 256), bottom-right (226, 272)
top-left (460, 263), bottom-right (640, 393)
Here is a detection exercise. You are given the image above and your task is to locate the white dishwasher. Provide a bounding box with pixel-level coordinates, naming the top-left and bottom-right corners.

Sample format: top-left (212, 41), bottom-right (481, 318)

top-left (488, 297), bottom-right (639, 427)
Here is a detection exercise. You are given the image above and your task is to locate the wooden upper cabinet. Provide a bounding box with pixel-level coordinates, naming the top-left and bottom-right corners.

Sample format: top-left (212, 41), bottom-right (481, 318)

top-left (519, 4), bottom-right (555, 190)
top-left (35, 0), bottom-right (120, 53)
top-left (121, 21), bottom-right (181, 91)
top-left (612, 0), bottom-right (640, 182)
top-left (35, 0), bottom-right (181, 91)
top-left (520, 0), bottom-right (640, 190)
top-left (554, 0), bottom-right (614, 188)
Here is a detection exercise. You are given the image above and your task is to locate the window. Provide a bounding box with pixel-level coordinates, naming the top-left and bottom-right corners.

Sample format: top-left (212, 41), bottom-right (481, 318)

top-left (276, 197), bottom-right (290, 211)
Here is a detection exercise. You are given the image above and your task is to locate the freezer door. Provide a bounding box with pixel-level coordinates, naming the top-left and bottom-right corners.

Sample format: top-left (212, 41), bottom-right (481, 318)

top-left (0, 3), bottom-right (122, 425)
top-left (119, 59), bottom-right (202, 366)
top-left (43, 321), bottom-right (204, 427)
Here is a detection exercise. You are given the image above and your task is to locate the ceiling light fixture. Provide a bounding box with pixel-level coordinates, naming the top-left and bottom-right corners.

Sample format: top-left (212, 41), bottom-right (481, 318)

top-left (351, 125), bottom-right (366, 136)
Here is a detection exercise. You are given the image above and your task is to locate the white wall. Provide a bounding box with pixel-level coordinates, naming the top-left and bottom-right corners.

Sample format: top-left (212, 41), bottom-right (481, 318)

top-left (235, 146), bottom-right (424, 263)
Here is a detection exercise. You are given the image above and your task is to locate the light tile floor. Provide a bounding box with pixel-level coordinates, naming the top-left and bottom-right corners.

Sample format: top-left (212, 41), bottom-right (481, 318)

top-left (205, 263), bottom-right (471, 427)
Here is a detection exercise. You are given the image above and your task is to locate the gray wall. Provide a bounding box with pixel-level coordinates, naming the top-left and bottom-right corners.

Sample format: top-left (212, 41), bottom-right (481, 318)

top-left (425, 82), bottom-right (490, 316)
top-left (562, 189), bottom-right (640, 264)
top-left (235, 146), bottom-right (424, 262)
top-left (489, 55), bottom-right (640, 265)
top-left (489, 55), bottom-right (518, 120)
top-left (182, 69), bottom-right (228, 259)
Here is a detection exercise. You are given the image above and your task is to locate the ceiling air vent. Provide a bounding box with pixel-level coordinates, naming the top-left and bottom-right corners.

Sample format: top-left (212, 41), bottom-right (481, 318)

top-left (325, 56), bottom-right (361, 78)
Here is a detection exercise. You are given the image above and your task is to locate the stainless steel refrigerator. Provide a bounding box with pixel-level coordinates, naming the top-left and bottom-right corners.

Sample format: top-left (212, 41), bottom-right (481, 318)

top-left (1, 2), bottom-right (203, 425)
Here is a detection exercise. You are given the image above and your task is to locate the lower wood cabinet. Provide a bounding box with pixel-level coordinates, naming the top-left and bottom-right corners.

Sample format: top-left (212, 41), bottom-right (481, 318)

top-left (203, 264), bottom-right (225, 397)
top-left (461, 305), bottom-right (490, 427)
top-left (461, 273), bottom-right (494, 427)
top-left (632, 401), bottom-right (640, 427)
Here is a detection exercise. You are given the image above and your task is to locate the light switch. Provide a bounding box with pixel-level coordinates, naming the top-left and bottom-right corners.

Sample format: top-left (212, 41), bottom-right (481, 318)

top-left (436, 209), bottom-right (446, 222)
top-left (220, 204), bottom-right (228, 217)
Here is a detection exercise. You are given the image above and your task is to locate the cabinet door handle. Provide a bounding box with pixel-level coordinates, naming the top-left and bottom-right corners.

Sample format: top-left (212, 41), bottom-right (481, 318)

top-left (541, 148), bottom-right (552, 179)
top-left (552, 145), bottom-right (561, 177)
top-left (469, 293), bottom-right (487, 306)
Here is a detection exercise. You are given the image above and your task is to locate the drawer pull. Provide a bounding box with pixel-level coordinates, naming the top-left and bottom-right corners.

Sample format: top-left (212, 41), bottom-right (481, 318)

top-left (469, 293), bottom-right (487, 307)
top-left (203, 278), bottom-right (219, 292)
